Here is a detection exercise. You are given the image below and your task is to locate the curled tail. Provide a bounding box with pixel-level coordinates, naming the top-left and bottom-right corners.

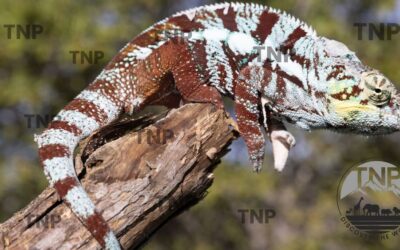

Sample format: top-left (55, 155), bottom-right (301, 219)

top-left (34, 70), bottom-right (131, 249)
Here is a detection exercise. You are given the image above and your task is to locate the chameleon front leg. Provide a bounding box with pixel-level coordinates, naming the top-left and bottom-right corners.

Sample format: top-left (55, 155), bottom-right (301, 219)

top-left (235, 66), bottom-right (296, 172)
top-left (234, 67), bottom-right (266, 172)
top-left (260, 75), bottom-right (296, 171)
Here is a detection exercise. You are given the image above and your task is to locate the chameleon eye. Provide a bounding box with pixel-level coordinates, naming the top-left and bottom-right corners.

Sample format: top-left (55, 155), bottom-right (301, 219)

top-left (368, 89), bottom-right (391, 106)
top-left (363, 76), bottom-right (391, 106)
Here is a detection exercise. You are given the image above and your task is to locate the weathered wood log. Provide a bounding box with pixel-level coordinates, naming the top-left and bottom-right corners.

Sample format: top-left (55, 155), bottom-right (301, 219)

top-left (0, 104), bottom-right (238, 249)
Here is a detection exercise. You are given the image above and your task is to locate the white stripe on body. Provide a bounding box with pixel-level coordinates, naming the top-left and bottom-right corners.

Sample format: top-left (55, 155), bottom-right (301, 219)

top-left (105, 231), bottom-right (121, 250)
top-left (77, 90), bottom-right (120, 123)
top-left (234, 3), bottom-right (263, 33)
top-left (65, 185), bottom-right (96, 218)
top-left (263, 71), bottom-right (278, 97)
top-left (55, 110), bottom-right (99, 137)
top-left (35, 129), bottom-right (79, 152)
top-left (227, 32), bottom-right (258, 55)
top-left (43, 156), bottom-right (76, 185)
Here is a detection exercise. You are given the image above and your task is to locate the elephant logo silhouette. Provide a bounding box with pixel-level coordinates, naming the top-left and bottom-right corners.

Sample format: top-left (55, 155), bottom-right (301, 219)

top-left (337, 161), bottom-right (400, 239)
top-left (363, 204), bottom-right (380, 216)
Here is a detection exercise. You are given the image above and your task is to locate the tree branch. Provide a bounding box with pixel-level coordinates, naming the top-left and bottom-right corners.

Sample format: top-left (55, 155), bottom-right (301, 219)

top-left (0, 104), bottom-right (238, 249)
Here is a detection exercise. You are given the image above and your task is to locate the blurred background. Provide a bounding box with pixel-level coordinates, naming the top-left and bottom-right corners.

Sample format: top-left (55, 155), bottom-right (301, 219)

top-left (1, 0), bottom-right (400, 249)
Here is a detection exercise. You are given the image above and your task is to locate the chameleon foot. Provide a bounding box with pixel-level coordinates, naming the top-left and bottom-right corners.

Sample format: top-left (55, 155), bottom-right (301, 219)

top-left (270, 130), bottom-right (296, 171)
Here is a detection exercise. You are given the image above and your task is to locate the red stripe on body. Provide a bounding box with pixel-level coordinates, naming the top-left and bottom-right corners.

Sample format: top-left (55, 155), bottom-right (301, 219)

top-left (54, 177), bottom-right (79, 198)
top-left (85, 212), bottom-right (111, 246)
top-left (215, 7), bottom-right (238, 31)
top-left (64, 99), bottom-right (108, 125)
top-left (86, 80), bottom-right (124, 108)
top-left (252, 10), bottom-right (279, 42)
top-left (281, 26), bottom-right (307, 52)
top-left (168, 14), bottom-right (204, 31)
top-left (39, 144), bottom-right (70, 162)
top-left (47, 120), bottom-right (81, 136)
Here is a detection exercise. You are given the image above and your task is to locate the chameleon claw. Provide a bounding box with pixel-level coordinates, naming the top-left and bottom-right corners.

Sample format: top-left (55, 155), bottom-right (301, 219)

top-left (250, 154), bottom-right (264, 173)
top-left (252, 162), bottom-right (263, 173)
top-left (225, 115), bottom-right (239, 132)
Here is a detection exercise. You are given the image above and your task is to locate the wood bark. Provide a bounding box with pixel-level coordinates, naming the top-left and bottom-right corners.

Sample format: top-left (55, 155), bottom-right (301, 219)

top-left (0, 104), bottom-right (238, 250)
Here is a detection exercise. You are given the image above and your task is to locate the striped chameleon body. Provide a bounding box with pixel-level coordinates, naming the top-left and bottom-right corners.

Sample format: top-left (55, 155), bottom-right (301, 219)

top-left (34, 2), bottom-right (400, 249)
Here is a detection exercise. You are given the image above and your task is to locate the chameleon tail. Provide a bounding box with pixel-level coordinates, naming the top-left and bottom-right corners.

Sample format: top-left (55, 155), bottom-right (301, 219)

top-left (35, 82), bottom-right (126, 249)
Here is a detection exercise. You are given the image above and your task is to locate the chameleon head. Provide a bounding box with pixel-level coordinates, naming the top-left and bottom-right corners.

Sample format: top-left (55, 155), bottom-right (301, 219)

top-left (320, 38), bottom-right (400, 135)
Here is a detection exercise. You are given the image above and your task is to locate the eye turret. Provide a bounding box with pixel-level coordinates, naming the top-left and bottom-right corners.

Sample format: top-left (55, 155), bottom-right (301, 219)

top-left (362, 72), bottom-right (392, 106)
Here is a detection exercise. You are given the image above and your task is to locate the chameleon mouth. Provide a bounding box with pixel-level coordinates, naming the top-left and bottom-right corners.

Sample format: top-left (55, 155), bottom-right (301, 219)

top-left (330, 99), bottom-right (378, 119)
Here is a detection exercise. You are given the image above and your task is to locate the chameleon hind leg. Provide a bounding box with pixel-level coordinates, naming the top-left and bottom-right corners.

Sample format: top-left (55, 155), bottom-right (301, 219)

top-left (127, 38), bottom-right (224, 112)
top-left (169, 40), bottom-right (225, 109)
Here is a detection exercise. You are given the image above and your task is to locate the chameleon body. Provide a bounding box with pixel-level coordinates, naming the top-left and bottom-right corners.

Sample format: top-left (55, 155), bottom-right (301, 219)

top-left (34, 3), bottom-right (400, 249)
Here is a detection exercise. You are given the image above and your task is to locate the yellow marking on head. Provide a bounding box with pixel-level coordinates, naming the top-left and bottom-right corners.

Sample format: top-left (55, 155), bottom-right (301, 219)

top-left (330, 99), bottom-right (378, 118)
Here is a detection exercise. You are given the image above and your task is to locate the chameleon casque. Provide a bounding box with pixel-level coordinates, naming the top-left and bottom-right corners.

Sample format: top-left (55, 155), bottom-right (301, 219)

top-left (34, 2), bottom-right (400, 249)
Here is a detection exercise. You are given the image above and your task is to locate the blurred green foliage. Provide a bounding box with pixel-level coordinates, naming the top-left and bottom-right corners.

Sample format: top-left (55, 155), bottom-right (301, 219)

top-left (1, 0), bottom-right (400, 249)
